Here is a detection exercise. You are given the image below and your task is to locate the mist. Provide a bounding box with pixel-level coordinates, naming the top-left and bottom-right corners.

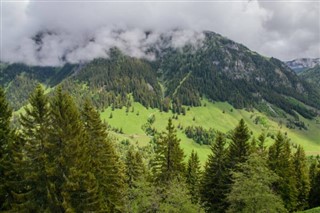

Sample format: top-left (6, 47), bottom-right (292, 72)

top-left (1, 1), bottom-right (319, 66)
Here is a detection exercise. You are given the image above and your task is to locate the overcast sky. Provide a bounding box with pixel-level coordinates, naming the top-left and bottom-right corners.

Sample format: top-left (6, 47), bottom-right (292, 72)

top-left (1, 0), bottom-right (319, 66)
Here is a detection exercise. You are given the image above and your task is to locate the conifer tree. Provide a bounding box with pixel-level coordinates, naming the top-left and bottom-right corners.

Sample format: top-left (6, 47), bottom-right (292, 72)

top-left (186, 150), bottom-right (201, 204)
top-left (159, 179), bottom-right (204, 213)
top-left (0, 87), bottom-right (16, 210)
top-left (308, 159), bottom-right (320, 208)
top-left (81, 99), bottom-right (126, 211)
top-left (152, 118), bottom-right (185, 183)
top-left (258, 132), bottom-right (266, 154)
top-left (0, 87), bottom-right (32, 211)
top-left (228, 119), bottom-right (251, 168)
top-left (19, 84), bottom-right (56, 211)
top-left (268, 132), bottom-right (298, 212)
top-left (201, 132), bottom-right (229, 213)
top-left (227, 153), bottom-right (286, 213)
top-left (293, 145), bottom-right (310, 210)
top-left (125, 146), bottom-right (145, 188)
top-left (50, 87), bottom-right (102, 211)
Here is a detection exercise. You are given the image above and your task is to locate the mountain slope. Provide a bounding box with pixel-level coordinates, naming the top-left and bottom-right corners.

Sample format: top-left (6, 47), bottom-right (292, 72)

top-left (1, 31), bottom-right (320, 122)
top-left (156, 32), bottom-right (320, 119)
top-left (1, 30), bottom-right (320, 157)
top-left (299, 65), bottom-right (320, 89)
top-left (286, 58), bottom-right (320, 73)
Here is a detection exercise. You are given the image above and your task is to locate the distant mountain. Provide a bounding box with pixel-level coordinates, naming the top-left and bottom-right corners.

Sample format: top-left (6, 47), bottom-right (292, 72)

top-left (286, 58), bottom-right (320, 73)
top-left (300, 65), bottom-right (320, 89)
top-left (1, 31), bottom-right (320, 119)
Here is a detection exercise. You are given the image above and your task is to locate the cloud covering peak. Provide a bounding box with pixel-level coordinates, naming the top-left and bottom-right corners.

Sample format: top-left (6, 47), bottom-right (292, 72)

top-left (1, 0), bottom-right (319, 66)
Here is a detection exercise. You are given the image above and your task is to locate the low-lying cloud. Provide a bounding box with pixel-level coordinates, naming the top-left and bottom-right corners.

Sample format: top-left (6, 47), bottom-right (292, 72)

top-left (1, 0), bottom-right (319, 66)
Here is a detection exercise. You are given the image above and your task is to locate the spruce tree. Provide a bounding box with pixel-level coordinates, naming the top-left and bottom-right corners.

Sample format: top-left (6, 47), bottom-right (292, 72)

top-left (152, 118), bottom-right (185, 183)
top-left (81, 99), bottom-right (126, 211)
top-left (293, 145), bottom-right (310, 210)
top-left (201, 132), bottom-right (229, 213)
top-left (125, 145), bottom-right (145, 188)
top-left (308, 159), bottom-right (320, 208)
top-left (186, 150), bottom-right (201, 204)
top-left (0, 87), bottom-right (28, 211)
top-left (50, 87), bottom-right (102, 211)
top-left (227, 153), bottom-right (286, 213)
top-left (19, 84), bottom-right (56, 211)
top-left (268, 132), bottom-right (298, 212)
top-left (0, 87), bottom-right (15, 210)
top-left (228, 119), bottom-right (251, 168)
top-left (258, 132), bottom-right (266, 154)
top-left (159, 179), bottom-right (204, 213)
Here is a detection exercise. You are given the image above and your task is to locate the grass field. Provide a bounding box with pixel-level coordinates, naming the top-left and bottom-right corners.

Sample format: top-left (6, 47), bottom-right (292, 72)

top-left (298, 207), bottom-right (320, 213)
top-left (100, 99), bottom-right (320, 163)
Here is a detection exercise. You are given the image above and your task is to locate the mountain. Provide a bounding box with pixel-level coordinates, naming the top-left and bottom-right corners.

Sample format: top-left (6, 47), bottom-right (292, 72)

top-left (300, 65), bottom-right (320, 89)
top-left (286, 58), bottom-right (320, 73)
top-left (1, 31), bottom-right (320, 119)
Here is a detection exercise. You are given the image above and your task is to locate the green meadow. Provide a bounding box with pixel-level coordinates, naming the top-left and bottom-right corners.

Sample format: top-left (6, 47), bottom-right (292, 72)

top-left (101, 99), bottom-right (320, 163)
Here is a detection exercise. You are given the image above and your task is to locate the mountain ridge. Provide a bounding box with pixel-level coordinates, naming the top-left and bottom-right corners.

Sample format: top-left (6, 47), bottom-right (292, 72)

top-left (1, 31), bottom-right (319, 119)
top-left (286, 58), bottom-right (320, 73)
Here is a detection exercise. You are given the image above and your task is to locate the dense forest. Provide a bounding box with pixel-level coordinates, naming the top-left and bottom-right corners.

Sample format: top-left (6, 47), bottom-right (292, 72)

top-left (1, 85), bottom-right (320, 212)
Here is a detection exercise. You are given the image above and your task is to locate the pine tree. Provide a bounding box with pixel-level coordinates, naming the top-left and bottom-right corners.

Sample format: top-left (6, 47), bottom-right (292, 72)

top-left (268, 132), bottom-right (298, 212)
top-left (186, 150), bottom-right (201, 204)
top-left (227, 153), bottom-right (286, 213)
top-left (152, 118), bottom-right (185, 183)
top-left (228, 119), bottom-right (251, 168)
top-left (19, 84), bottom-right (56, 211)
top-left (293, 145), bottom-right (310, 210)
top-left (81, 99), bottom-right (126, 211)
top-left (201, 132), bottom-right (229, 213)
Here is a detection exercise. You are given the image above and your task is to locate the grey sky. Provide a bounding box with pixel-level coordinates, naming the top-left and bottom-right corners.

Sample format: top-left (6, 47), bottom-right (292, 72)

top-left (1, 0), bottom-right (319, 66)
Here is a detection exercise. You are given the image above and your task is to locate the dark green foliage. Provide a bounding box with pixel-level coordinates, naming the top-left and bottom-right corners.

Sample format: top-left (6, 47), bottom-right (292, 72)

top-left (201, 132), bottom-right (229, 213)
top-left (228, 119), bottom-right (251, 168)
top-left (186, 150), bottom-right (202, 204)
top-left (81, 99), bottom-right (126, 211)
top-left (125, 146), bottom-right (145, 188)
top-left (159, 33), bottom-right (320, 116)
top-left (152, 118), bottom-right (185, 183)
top-left (19, 84), bottom-right (56, 211)
top-left (227, 153), bottom-right (287, 213)
top-left (257, 132), bottom-right (267, 154)
top-left (268, 132), bottom-right (298, 212)
top-left (158, 179), bottom-right (204, 213)
top-left (50, 87), bottom-right (104, 211)
top-left (74, 49), bottom-right (163, 109)
top-left (184, 126), bottom-right (215, 145)
top-left (300, 65), bottom-right (320, 89)
top-left (309, 158), bottom-right (320, 208)
top-left (5, 74), bottom-right (39, 110)
top-left (0, 87), bottom-right (16, 210)
top-left (293, 146), bottom-right (310, 210)
top-left (0, 63), bottom-right (76, 110)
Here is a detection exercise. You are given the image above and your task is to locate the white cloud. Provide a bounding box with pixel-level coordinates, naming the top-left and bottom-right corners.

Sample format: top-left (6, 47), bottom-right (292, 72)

top-left (1, 0), bottom-right (319, 66)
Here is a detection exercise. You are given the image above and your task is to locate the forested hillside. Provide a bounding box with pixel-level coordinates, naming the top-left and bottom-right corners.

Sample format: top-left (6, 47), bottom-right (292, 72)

top-left (300, 65), bottom-right (320, 89)
top-left (1, 86), bottom-right (320, 212)
top-left (1, 32), bottom-right (320, 117)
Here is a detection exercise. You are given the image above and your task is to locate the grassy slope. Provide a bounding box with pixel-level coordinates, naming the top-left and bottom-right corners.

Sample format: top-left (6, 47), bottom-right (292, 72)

top-left (101, 99), bottom-right (320, 163)
top-left (298, 207), bottom-right (320, 213)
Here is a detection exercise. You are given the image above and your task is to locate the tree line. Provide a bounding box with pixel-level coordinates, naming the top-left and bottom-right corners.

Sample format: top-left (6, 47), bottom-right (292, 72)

top-left (1, 85), bottom-right (320, 212)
